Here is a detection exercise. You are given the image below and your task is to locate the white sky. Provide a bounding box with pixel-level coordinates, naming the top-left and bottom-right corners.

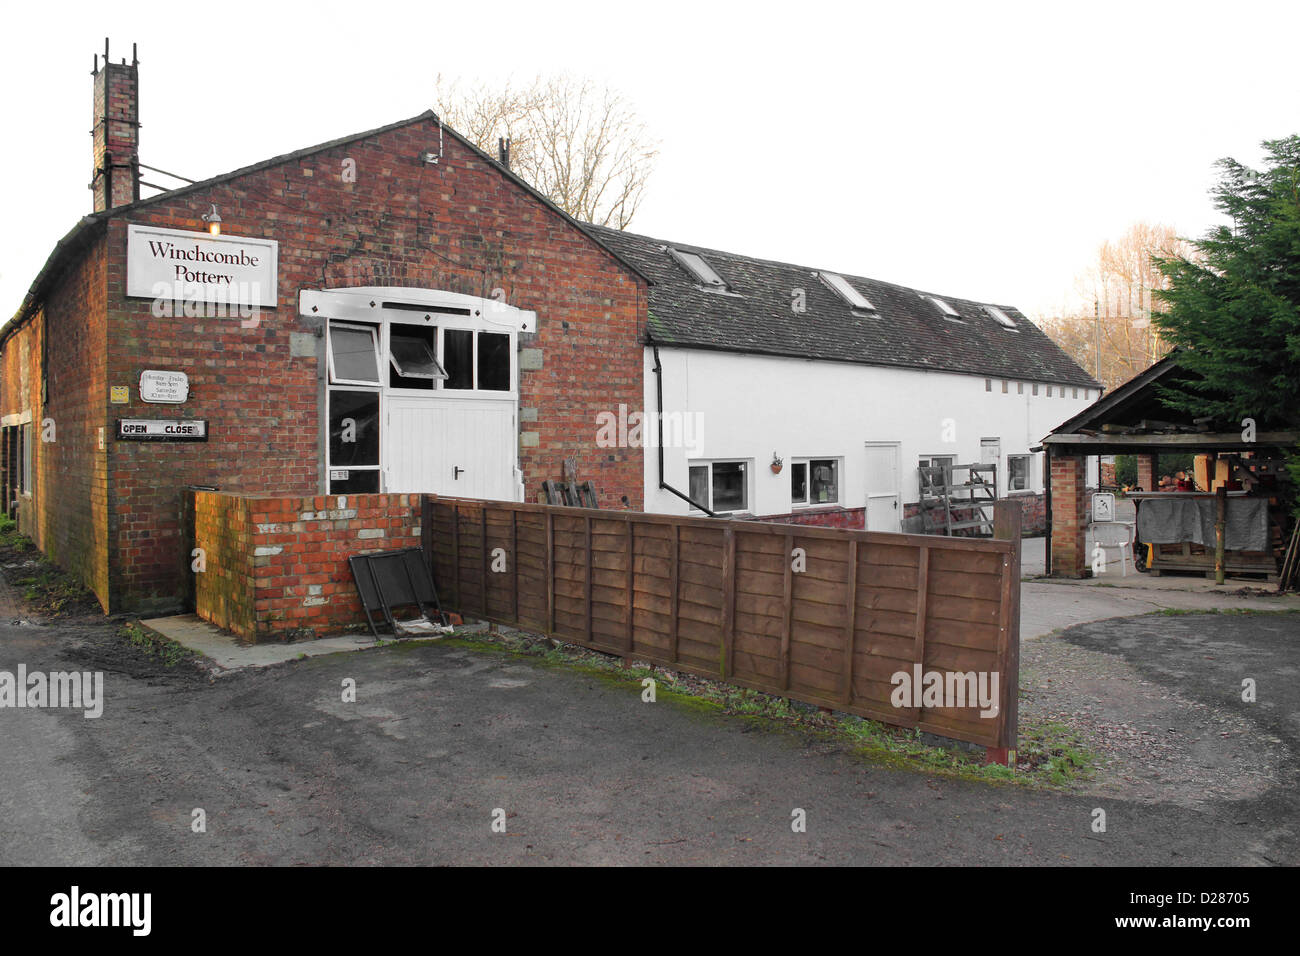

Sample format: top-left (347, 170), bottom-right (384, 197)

top-left (2, 0), bottom-right (1297, 323)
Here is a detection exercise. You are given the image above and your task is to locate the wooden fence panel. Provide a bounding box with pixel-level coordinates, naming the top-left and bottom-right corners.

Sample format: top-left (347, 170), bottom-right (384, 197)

top-left (422, 495), bottom-right (1022, 757)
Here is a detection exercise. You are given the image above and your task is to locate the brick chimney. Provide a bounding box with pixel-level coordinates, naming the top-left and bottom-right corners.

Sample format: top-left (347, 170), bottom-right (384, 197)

top-left (90, 39), bottom-right (140, 212)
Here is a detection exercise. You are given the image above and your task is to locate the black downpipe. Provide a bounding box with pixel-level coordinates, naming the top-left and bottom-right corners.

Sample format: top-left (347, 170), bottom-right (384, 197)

top-left (651, 342), bottom-right (717, 517)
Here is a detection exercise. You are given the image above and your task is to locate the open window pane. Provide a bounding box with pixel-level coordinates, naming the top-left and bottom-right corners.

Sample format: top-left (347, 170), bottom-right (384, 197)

top-left (443, 329), bottom-right (474, 389)
top-left (985, 305), bottom-right (1018, 329)
top-left (819, 272), bottom-right (875, 311)
top-left (673, 250), bottom-right (726, 288)
top-left (329, 324), bottom-right (380, 384)
top-left (809, 459), bottom-right (838, 504)
top-left (925, 295), bottom-right (961, 319)
top-left (791, 462), bottom-right (808, 503)
top-left (689, 465), bottom-right (709, 510)
top-left (390, 328), bottom-right (447, 387)
top-left (711, 462), bottom-right (747, 512)
top-left (477, 332), bottom-right (511, 391)
top-left (328, 390), bottom-right (380, 467)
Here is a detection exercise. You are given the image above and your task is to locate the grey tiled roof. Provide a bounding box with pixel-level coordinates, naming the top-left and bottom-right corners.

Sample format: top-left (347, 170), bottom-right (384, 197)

top-left (586, 224), bottom-right (1100, 388)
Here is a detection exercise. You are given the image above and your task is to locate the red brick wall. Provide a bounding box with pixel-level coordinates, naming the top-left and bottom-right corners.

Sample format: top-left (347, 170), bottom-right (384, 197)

top-left (901, 493), bottom-right (1046, 535)
top-left (1050, 455), bottom-right (1088, 577)
top-left (192, 491), bottom-right (253, 636)
top-left (751, 507), bottom-right (866, 530)
top-left (92, 60), bottom-right (139, 212)
top-left (194, 490), bottom-right (421, 642)
top-left (0, 238), bottom-right (113, 609)
top-left (99, 115), bottom-right (645, 613)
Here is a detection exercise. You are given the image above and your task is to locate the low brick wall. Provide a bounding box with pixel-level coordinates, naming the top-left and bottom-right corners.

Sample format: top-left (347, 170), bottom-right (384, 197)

top-left (750, 506), bottom-right (866, 530)
top-left (193, 492), bottom-right (255, 637)
top-left (902, 492), bottom-right (1047, 536)
top-left (193, 491), bottom-right (420, 642)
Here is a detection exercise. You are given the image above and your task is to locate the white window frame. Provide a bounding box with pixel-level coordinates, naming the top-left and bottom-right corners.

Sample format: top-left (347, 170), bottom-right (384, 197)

top-left (669, 248), bottom-right (728, 291)
top-left (387, 325), bottom-right (448, 384)
top-left (818, 272), bottom-right (875, 311)
top-left (918, 455), bottom-right (955, 495)
top-left (791, 456), bottom-right (842, 507)
top-left (327, 321), bottom-right (382, 386)
top-left (688, 459), bottom-right (750, 514)
top-left (1007, 454), bottom-right (1033, 493)
top-left (435, 326), bottom-right (515, 394)
top-left (984, 305), bottom-right (1018, 330)
top-left (924, 295), bottom-right (962, 320)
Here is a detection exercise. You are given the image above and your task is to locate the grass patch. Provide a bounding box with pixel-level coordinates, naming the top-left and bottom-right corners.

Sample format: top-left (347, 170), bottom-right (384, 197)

top-left (1016, 720), bottom-right (1098, 786)
top-left (120, 622), bottom-right (196, 668)
top-left (0, 518), bottom-right (101, 617)
top-left (433, 625), bottom-right (1086, 788)
top-left (1149, 606), bottom-right (1300, 617)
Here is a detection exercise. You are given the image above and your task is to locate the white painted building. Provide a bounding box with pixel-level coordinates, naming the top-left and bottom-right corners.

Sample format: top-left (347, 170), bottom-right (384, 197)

top-left (592, 226), bottom-right (1101, 533)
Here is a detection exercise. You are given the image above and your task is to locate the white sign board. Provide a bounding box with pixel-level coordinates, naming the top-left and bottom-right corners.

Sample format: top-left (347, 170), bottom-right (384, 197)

top-left (1092, 492), bottom-right (1116, 522)
top-left (127, 225), bottom-right (278, 307)
top-left (117, 419), bottom-right (208, 441)
top-left (139, 370), bottom-right (189, 404)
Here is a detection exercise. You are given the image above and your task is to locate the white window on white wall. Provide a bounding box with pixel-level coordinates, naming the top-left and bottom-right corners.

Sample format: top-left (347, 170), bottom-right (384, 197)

top-left (688, 460), bottom-right (749, 513)
top-left (918, 455), bottom-right (954, 494)
top-left (791, 458), bottom-right (840, 506)
top-left (1008, 454), bottom-right (1032, 492)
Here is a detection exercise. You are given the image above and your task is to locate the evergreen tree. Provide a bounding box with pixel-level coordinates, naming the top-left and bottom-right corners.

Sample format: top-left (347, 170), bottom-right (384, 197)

top-left (1152, 135), bottom-right (1300, 430)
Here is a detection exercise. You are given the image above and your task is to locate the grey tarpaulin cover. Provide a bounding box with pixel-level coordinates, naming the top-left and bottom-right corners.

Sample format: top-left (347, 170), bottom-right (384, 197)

top-left (1136, 497), bottom-right (1270, 552)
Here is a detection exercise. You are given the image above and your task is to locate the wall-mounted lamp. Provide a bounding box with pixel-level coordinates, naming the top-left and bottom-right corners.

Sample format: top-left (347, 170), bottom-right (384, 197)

top-left (418, 150), bottom-right (440, 166)
top-left (201, 203), bottom-right (223, 236)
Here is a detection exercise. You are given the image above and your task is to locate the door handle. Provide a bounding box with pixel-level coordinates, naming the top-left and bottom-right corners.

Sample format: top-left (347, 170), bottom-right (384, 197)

top-left (454, 466), bottom-right (464, 480)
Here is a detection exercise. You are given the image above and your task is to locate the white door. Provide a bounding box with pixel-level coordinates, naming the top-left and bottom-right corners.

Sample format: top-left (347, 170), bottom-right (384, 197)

top-left (385, 397), bottom-right (517, 499)
top-left (864, 442), bottom-right (901, 533)
top-left (980, 437), bottom-right (1001, 495)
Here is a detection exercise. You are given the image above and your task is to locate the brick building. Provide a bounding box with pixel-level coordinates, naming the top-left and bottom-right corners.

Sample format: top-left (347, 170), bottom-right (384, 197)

top-left (0, 47), bottom-right (647, 615)
top-left (1, 46), bottom-right (1099, 628)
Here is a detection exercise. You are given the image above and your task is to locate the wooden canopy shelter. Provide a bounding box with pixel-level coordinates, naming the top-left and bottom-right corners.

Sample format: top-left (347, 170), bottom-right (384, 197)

top-left (1040, 353), bottom-right (1297, 579)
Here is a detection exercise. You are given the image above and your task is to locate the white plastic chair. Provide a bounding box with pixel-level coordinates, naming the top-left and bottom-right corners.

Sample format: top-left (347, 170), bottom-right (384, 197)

top-left (1091, 521), bottom-right (1136, 577)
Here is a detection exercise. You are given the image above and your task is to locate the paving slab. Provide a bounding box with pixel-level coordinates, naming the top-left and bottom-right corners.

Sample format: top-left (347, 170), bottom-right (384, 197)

top-left (138, 615), bottom-right (384, 673)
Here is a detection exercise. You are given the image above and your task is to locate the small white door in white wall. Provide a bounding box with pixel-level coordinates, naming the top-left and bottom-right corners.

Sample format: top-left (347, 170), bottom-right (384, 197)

top-left (385, 397), bottom-right (516, 499)
top-left (864, 442), bottom-right (901, 533)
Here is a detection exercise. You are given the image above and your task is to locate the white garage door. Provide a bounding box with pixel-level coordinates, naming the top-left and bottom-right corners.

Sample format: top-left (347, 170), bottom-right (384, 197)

top-left (385, 397), bottom-right (517, 500)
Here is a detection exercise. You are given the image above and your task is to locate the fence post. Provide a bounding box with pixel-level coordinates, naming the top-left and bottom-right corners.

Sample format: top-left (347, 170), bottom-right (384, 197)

top-left (625, 517), bottom-right (635, 659)
top-left (988, 500), bottom-right (1022, 767)
top-left (842, 538), bottom-right (858, 706)
top-left (911, 545), bottom-right (930, 726)
top-left (781, 531), bottom-right (794, 691)
top-left (480, 507), bottom-right (489, 617)
top-left (545, 509), bottom-right (555, 635)
top-left (721, 524), bottom-right (735, 678)
top-left (669, 523), bottom-right (680, 664)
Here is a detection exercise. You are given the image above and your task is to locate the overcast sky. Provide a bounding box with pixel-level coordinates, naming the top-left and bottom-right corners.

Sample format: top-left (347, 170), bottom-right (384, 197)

top-left (3, 0), bottom-right (1297, 324)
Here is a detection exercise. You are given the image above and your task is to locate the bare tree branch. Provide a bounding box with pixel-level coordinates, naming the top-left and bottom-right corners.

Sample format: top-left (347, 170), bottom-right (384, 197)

top-left (434, 73), bottom-right (659, 230)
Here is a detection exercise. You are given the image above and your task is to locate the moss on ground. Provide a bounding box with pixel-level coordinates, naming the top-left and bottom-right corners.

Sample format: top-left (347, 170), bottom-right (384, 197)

top-left (414, 627), bottom-right (1096, 789)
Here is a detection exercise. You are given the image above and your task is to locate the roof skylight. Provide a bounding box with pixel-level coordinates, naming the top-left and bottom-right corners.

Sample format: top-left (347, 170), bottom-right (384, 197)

top-left (818, 272), bottom-right (876, 311)
top-left (670, 249), bottom-right (727, 289)
top-left (925, 295), bottom-right (961, 319)
top-left (984, 305), bottom-right (1018, 330)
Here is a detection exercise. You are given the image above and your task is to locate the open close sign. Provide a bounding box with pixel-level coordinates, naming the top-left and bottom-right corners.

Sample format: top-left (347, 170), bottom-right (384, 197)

top-left (116, 419), bottom-right (208, 441)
